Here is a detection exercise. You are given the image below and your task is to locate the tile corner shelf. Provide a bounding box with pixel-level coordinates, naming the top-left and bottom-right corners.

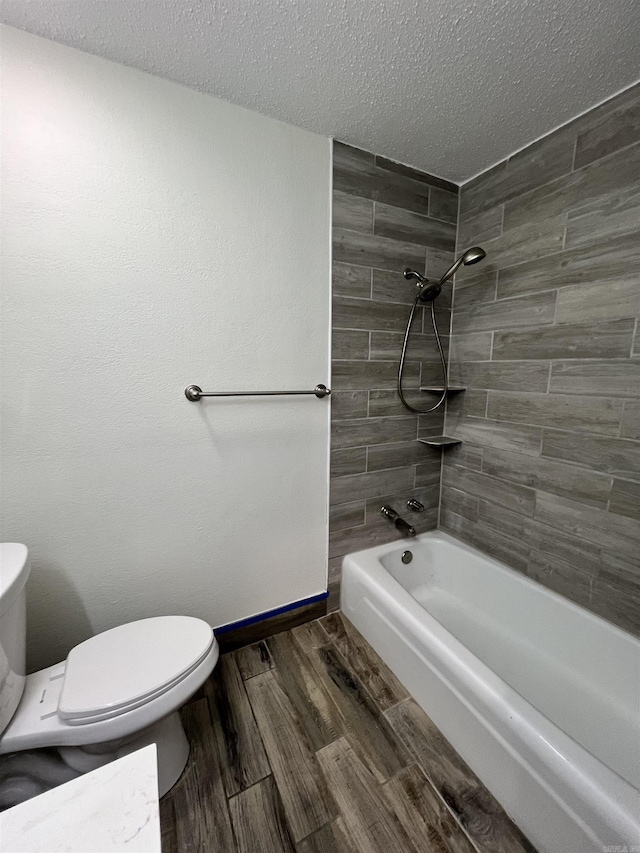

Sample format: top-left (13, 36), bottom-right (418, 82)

top-left (418, 436), bottom-right (463, 447)
top-left (420, 385), bottom-right (467, 394)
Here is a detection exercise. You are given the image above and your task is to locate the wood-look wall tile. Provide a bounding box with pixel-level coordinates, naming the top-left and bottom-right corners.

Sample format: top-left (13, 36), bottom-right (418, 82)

top-left (332, 328), bottom-right (369, 360)
top-left (333, 295), bottom-right (413, 332)
top-left (487, 391), bottom-right (624, 435)
top-left (330, 447), bottom-right (367, 477)
top-left (503, 140), bottom-right (640, 231)
top-left (427, 247), bottom-right (457, 280)
top-left (329, 501), bottom-right (366, 531)
top-left (452, 290), bottom-right (557, 334)
top-left (565, 186), bottom-right (640, 249)
top-left (450, 416), bottom-right (543, 456)
top-left (244, 669), bottom-right (337, 842)
top-left (440, 508), bottom-right (530, 572)
top-left (369, 388), bottom-right (442, 419)
top-left (374, 201), bottom-right (456, 252)
top-left (315, 738), bottom-right (416, 853)
top-left (452, 361), bottom-right (550, 392)
top-left (453, 269), bottom-right (498, 311)
top-left (482, 447), bottom-right (612, 508)
top-left (329, 520), bottom-right (412, 559)
top-left (330, 466), bottom-right (416, 505)
top-left (525, 513), bottom-right (602, 580)
top-left (480, 217), bottom-right (568, 273)
top-left (332, 416), bottom-right (416, 449)
top-left (371, 268), bottom-right (415, 304)
top-left (549, 359), bottom-right (640, 398)
top-left (385, 699), bottom-right (535, 853)
top-left (609, 478), bottom-right (640, 521)
top-left (574, 87), bottom-right (640, 169)
top-left (330, 390), bottom-right (368, 420)
top-left (496, 230), bottom-right (640, 299)
top-left (527, 550), bottom-right (593, 609)
top-left (332, 359), bottom-right (404, 391)
top-left (449, 332), bottom-right (494, 363)
top-left (333, 227), bottom-right (426, 272)
top-left (592, 555), bottom-right (640, 637)
top-left (621, 402), bottom-right (640, 439)
top-left (416, 458), bottom-right (446, 485)
top-left (555, 276), bottom-right (640, 324)
top-left (332, 262), bottom-right (371, 299)
top-left (320, 612), bottom-right (409, 710)
top-left (364, 490), bottom-right (439, 527)
top-left (228, 776), bottom-right (295, 853)
top-left (375, 154), bottom-right (458, 192)
top-left (370, 329), bottom-right (442, 362)
top-left (205, 656), bottom-right (271, 798)
top-left (460, 127), bottom-right (575, 221)
top-left (442, 466), bottom-right (536, 516)
top-left (429, 186), bottom-right (459, 224)
top-left (440, 485), bottom-right (480, 522)
top-left (332, 190), bottom-right (374, 233)
top-left (333, 156), bottom-right (431, 216)
top-left (382, 764), bottom-right (478, 853)
top-left (534, 491), bottom-right (640, 560)
top-left (458, 204), bottom-right (504, 248)
top-left (366, 439), bottom-right (427, 472)
top-left (541, 429), bottom-right (640, 481)
top-left (445, 389), bottom-right (488, 420)
top-left (334, 141), bottom-right (374, 167)
top-left (494, 319), bottom-right (635, 361)
top-left (441, 442), bottom-right (484, 473)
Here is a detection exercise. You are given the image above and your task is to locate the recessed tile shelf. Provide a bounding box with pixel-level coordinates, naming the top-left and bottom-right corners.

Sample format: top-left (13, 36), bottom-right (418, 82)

top-left (420, 385), bottom-right (467, 393)
top-left (418, 436), bottom-right (463, 447)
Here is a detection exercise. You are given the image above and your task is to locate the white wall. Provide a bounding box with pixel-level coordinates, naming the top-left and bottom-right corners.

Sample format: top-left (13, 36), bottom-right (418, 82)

top-left (0, 26), bottom-right (331, 671)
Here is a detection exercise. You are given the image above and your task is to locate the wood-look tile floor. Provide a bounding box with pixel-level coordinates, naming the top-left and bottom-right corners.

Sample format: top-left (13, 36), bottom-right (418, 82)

top-left (160, 612), bottom-right (536, 853)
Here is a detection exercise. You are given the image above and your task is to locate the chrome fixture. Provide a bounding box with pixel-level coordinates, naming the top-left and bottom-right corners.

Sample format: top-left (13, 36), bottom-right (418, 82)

top-left (407, 498), bottom-right (425, 512)
top-left (401, 550), bottom-right (413, 564)
top-left (398, 246), bottom-right (486, 414)
top-left (185, 383), bottom-right (330, 401)
top-left (380, 505), bottom-right (416, 538)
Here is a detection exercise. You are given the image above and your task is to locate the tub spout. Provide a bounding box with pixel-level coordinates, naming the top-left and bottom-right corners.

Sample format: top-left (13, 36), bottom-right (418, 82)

top-left (380, 505), bottom-right (416, 537)
top-left (395, 516), bottom-right (416, 538)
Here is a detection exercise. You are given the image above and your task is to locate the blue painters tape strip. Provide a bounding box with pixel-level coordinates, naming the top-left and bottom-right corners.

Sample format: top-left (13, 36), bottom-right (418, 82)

top-left (215, 591), bottom-right (329, 635)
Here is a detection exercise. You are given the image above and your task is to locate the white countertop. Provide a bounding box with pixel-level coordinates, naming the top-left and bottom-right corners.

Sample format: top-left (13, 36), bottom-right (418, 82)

top-left (0, 744), bottom-right (161, 852)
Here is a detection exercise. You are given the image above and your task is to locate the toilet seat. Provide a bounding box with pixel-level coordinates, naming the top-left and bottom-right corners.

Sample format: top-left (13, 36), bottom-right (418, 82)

top-left (0, 617), bottom-right (219, 755)
top-left (59, 616), bottom-right (214, 724)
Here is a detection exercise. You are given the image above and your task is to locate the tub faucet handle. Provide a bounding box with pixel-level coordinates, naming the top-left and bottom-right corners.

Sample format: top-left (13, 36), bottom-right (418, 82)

top-left (407, 499), bottom-right (424, 512)
top-left (380, 505), bottom-right (398, 521)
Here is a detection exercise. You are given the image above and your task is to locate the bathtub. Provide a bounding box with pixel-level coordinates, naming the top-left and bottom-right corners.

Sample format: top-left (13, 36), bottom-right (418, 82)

top-left (341, 530), bottom-right (640, 853)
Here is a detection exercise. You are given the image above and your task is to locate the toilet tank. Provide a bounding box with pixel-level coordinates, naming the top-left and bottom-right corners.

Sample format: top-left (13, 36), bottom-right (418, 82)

top-left (0, 544), bottom-right (31, 735)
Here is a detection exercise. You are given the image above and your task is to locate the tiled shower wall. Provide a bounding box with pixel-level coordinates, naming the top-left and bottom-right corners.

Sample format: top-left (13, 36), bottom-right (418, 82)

top-left (443, 83), bottom-right (640, 635)
top-left (329, 142), bottom-right (459, 603)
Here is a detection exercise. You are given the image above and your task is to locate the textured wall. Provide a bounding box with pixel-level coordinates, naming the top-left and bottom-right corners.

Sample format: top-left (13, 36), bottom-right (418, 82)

top-left (1, 27), bottom-right (331, 671)
top-left (443, 84), bottom-right (640, 635)
top-left (329, 142), bottom-right (459, 605)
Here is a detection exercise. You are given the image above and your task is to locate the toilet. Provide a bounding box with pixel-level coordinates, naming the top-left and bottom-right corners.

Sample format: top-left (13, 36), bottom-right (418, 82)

top-left (0, 543), bottom-right (219, 807)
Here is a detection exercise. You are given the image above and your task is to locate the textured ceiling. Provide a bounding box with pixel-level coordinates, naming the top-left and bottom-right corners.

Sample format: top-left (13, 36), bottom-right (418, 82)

top-left (2, 0), bottom-right (639, 183)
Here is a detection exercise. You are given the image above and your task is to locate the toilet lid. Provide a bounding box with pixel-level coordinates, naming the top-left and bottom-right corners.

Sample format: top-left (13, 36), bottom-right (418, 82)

top-left (58, 616), bottom-right (214, 723)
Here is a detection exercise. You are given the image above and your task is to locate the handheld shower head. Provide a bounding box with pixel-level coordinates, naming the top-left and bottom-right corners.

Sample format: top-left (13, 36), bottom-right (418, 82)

top-left (437, 246), bottom-right (486, 286)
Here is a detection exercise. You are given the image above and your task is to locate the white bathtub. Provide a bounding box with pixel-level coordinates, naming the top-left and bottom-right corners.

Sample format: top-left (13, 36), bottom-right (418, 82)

top-left (341, 530), bottom-right (640, 853)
